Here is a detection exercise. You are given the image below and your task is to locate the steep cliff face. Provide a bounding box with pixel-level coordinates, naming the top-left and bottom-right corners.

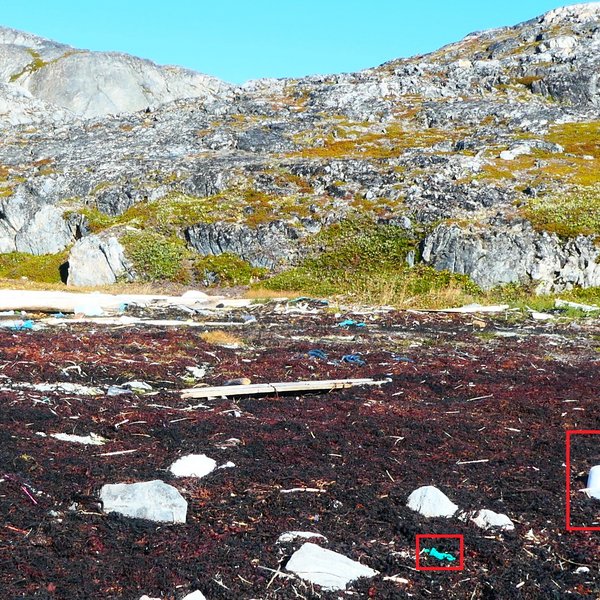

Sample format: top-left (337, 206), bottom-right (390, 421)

top-left (0, 5), bottom-right (598, 289)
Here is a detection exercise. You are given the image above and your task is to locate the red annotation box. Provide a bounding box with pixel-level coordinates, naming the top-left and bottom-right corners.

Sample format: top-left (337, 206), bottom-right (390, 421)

top-left (415, 534), bottom-right (464, 571)
top-left (566, 430), bottom-right (600, 532)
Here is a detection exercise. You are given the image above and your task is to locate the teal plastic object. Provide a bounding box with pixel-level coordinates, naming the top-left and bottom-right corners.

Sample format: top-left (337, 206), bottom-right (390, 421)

top-left (422, 547), bottom-right (456, 561)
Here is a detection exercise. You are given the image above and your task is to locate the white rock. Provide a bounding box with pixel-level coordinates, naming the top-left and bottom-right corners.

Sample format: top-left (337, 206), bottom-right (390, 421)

top-left (169, 454), bottom-right (217, 478)
top-left (123, 380), bottom-right (153, 392)
top-left (100, 480), bottom-right (187, 523)
top-left (181, 591), bottom-right (207, 600)
top-left (499, 144), bottom-right (531, 161)
top-left (50, 432), bottom-right (106, 445)
top-left (472, 509), bottom-right (515, 531)
top-left (277, 531), bottom-right (328, 544)
top-left (406, 486), bottom-right (458, 518)
top-left (286, 542), bottom-right (378, 591)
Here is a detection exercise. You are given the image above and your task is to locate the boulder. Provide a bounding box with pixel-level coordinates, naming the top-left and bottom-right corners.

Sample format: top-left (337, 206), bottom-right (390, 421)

top-left (406, 485), bottom-right (459, 518)
top-left (286, 542), bottom-right (378, 591)
top-left (67, 234), bottom-right (132, 286)
top-left (100, 480), bottom-right (187, 523)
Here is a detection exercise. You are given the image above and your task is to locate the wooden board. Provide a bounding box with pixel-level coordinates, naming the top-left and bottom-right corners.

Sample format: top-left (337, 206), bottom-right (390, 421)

top-left (181, 378), bottom-right (390, 399)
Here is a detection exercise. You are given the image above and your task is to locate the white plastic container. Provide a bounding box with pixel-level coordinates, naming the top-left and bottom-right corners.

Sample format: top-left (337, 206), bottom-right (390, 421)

top-left (585, 465), bottom-right (600, 499)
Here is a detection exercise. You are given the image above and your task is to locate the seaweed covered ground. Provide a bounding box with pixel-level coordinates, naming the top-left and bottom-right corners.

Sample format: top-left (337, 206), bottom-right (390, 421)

top-left (0, 299), bottom-right (598, 599)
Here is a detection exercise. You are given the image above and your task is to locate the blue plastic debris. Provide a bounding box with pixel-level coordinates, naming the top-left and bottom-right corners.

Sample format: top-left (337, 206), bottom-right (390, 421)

top-left (51, 312), bottom-right (66, 319)
top-left (11, 320), bottom-right (35, 331)
top-left (337, 319), bottom-right (366, 328)
top-left (341, 354), bottom-right (366, 366)
top-left (393, 355), bottom-right (414, 363)
top-left (307, 349), bottom-right (328, 360)
top-left (422, 547), bottom-right (456, 562)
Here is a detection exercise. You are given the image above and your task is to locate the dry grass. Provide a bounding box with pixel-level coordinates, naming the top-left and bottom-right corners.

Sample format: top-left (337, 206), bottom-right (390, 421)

top-left (200, 330), bottom-right (243, 347)
top-left (243, 288), bottom-right (304, 301)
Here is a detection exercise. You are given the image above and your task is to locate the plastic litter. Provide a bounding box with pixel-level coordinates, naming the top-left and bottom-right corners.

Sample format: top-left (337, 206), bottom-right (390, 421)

top-left (106, 385), bottom-right (134, 396)
top-left (341, 354), bottom-right (366, 366)
top-left (289, 297), bottom-right (329, 306)
top-left (393, 355), bottom-right (414, 363)
top-left (9, 319), bottom-right (36, 331)
top-left (307, 349), bottom-right (328, 360)
top-left (422, 547), bottom-right (456, 562)
top-left (583, 465), bottom-right (600, 499)
top-left (337, 319), bottom-right (366, 328)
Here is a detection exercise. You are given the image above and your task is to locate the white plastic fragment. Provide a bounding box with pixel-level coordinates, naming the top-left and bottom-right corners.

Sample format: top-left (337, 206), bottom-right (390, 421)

top-left (555, 299), bottom-right (600, 312)
top-left (50, 432), bottom-right (106, 446)
top-left (277, 531), bottom-right (328, 544)
top-left (583, 465), bottom-right (600, 499)
top-left (100, 480), bottom-right (187, 523)
top-left (181, 591), bottom-right (207, 600)
top-left (186, 366), bottom-right (207, 379)
top-left (123, 380), bottom-right (153, 393)
top-left (13, 382), bottom-right (104, 396)
top-left (472, 509), bottom-right (515, 531)
top-left (406, 485), bottom-right (459, 518)
top-left (574, 566), bottom-right (590, 574)
top-left (169, 454), bottom-right (217, 478)
top-left (286, 542), bottom-right (378, 591)
top-left (218, 461), bottom-right (236, 469)
top-left (139, 596), bottom-right (161, 600)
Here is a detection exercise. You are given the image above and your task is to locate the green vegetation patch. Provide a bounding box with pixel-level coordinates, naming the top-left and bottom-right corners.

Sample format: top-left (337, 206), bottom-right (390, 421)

top-left (9, 49), bottom-right (49, 82)
top-left (121, 230), bottom-right (190, 283)
top-left (259, 219), bottom-right (480, 307)
top-left (520, 185), bottom-right (600, 238)
top-left (0, 251), bottom-right (68, 283)
top-left (194, 253), bottom-right (267, 286)
top-left (547, 121), bottom-right (600, 159)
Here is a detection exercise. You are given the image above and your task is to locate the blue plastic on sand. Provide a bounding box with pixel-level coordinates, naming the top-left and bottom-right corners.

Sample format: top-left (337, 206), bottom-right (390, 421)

top-left (11, 320), bottom-right (35, 331)
top-left (341, 354), bottom-right (366, 366)
top-left (422, 547), bottom-right (456, 561)
top-left (307, 349), bottom-right (328, 360)
top-left (337, 319), bottom-right (366, 328)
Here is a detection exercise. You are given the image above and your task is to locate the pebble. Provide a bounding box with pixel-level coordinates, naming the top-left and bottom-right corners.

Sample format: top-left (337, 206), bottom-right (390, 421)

top-left (472, 509), bottom-right (515, 531)
top-left (169, 454), bottom-right (217, 478)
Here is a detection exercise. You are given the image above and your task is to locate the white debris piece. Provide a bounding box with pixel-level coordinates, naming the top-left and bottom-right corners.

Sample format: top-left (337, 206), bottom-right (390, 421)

top-left (286, 542), bottom-right (378, 591)
top-left (100, 480), bottom-right (187, 523)
top-left (574, 566), bottom-right (590, 575)
top-left (277, 531), bottom-right (328, 544)
top-left (49, 432), bottom-right (107, 446)
top-left (186, 366), bottom-right (207, 379)
top-left (555, 299), bottom-right (600, 312)
top-left (181, 591), bottom-right (207, 600)
top-left (583, 465), bottom-right (600, 499)
top-left (169, 454), bottom-right (217, 478)
top-left (12, 382), bottom-right (104, 396)
top-left (139, 596), bottom-right (161, 600)
top-left (406, 486), bottom-right (459, 518)
top-left (472, 509), bottom-right (515, 531)
top-left (123, 381), bottom-right (153, 393)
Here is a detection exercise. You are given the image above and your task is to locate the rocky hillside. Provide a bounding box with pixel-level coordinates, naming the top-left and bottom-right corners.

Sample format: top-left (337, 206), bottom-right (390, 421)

top-left (0, 4), bottom-right (599, 293)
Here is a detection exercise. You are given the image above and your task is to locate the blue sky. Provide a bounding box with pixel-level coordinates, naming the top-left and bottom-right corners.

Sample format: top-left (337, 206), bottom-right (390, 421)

top-left (2, 1), bottom-right (576, 83)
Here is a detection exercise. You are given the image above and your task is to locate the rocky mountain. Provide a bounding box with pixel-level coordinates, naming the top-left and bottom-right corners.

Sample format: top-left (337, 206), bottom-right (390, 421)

top-left (0, 3), bottom-right (599, 292)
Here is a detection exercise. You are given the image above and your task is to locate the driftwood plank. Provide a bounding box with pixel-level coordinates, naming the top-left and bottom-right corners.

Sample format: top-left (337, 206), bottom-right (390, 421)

top-left (181, 378), bottom-right (389, 399)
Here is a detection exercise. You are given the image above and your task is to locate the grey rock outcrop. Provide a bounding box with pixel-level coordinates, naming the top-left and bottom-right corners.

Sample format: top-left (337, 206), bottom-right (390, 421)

top-left (67, 234), bottom-right (132, 287)
top-left (0, 26), bottom-right (233, 119)
top-left (422, 222), bottom-right (600, 292)
top-left (185, 220), bottom-right (307, 268)
top-left (0, 5), bottom-right (598, 291)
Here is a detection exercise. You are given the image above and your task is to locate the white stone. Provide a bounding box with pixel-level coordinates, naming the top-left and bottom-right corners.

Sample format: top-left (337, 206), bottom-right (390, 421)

top-left (406, 486), bottom-right (458, 518)
top-left (277, 531), bottom-right (328, 544)
top-left (286, 542), bottom-right (378, 591)
top-left (169, 454), bottom-right (217, 478)
top-left (100, 480), bottom-right (187, 523)
top-left (50, 432), bottom-right (106, 445)
top-left (67, 235), bottom-right (130, 287)
top-left (181, 592), bottom-right (207, 600)
top-left (472, 509), bottom-right (515, 531)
